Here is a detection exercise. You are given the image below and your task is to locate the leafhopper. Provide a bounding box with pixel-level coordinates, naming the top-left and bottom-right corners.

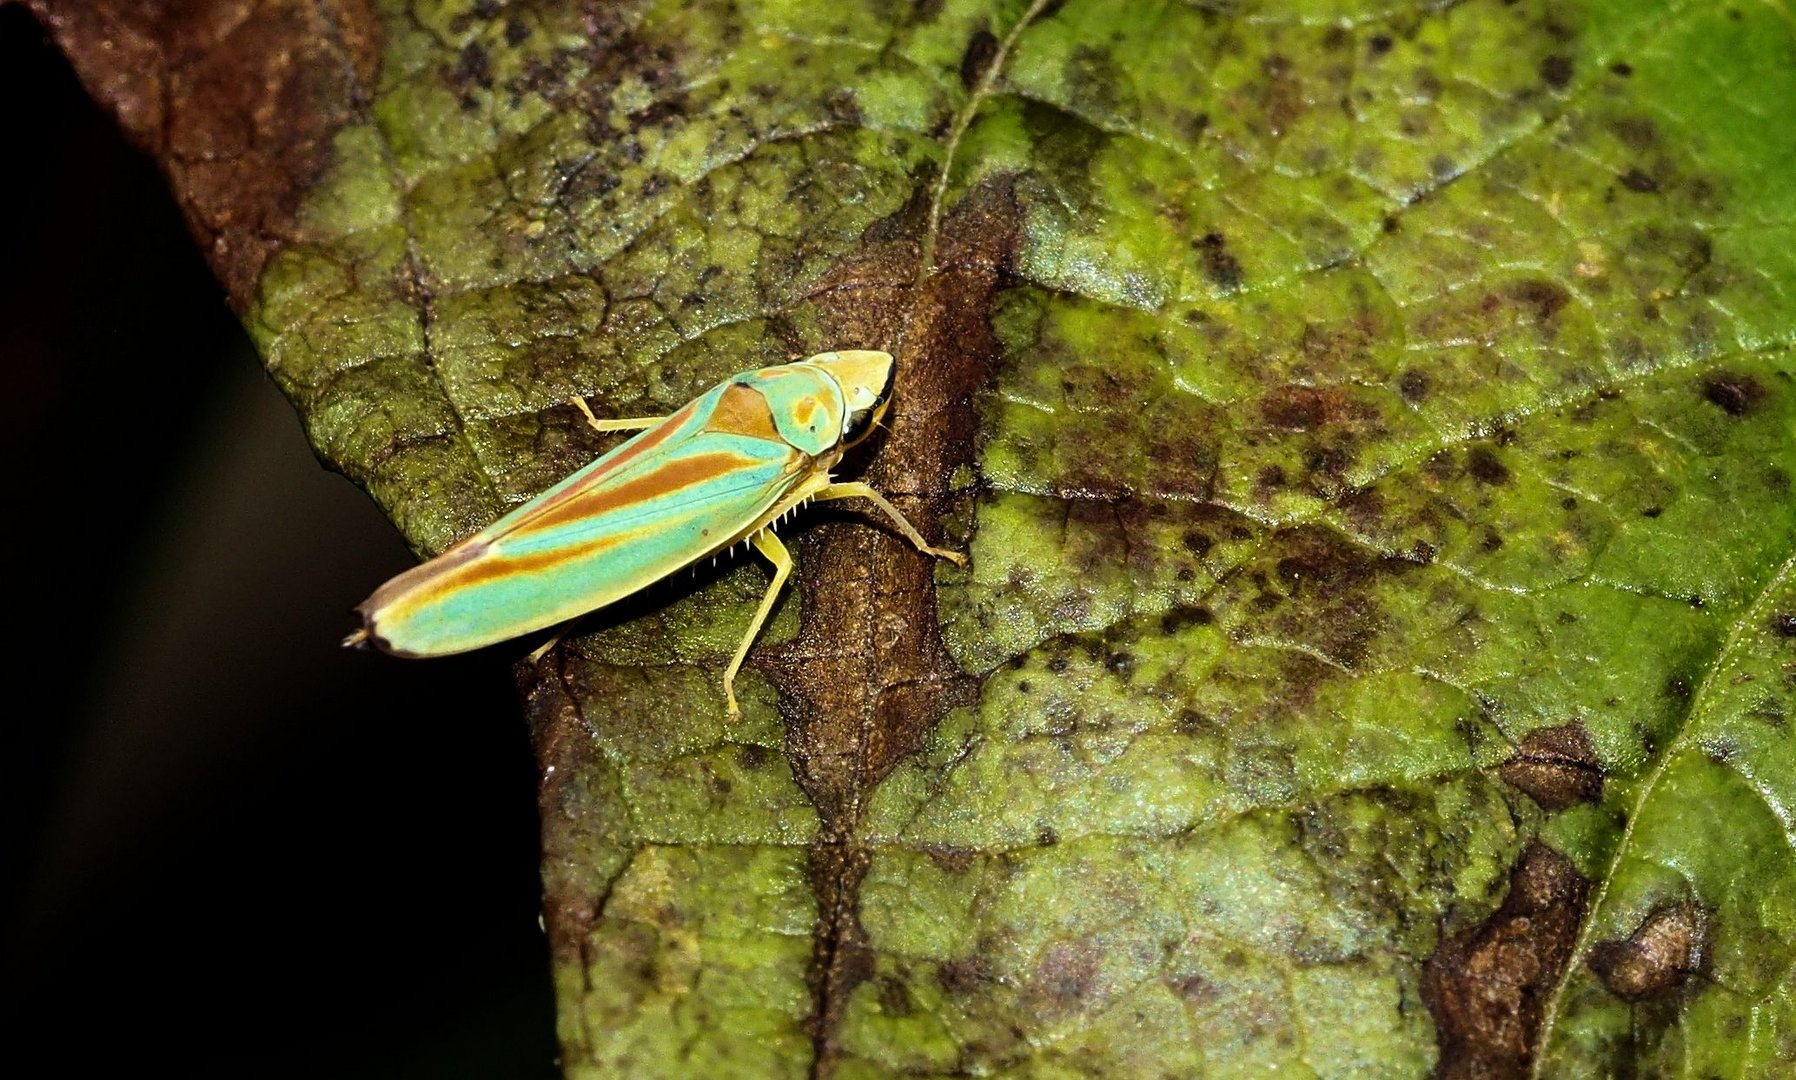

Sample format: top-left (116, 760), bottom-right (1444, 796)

top-left (344, 350), bottom-right (962, 718)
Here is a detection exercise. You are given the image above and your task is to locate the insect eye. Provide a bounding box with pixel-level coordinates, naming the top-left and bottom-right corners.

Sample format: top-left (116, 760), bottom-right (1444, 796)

top-left (839, 363), bottom-right (896, 448)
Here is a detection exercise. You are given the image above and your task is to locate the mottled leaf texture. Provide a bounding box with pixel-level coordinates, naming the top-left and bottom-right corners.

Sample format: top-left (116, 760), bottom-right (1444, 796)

top-left (34, 0), bottom-right (1796, 1075)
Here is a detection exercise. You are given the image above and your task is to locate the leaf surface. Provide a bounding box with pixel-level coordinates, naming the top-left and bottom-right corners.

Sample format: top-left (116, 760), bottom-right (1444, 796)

top-left (37, 0), bottom-right (1796, 1075)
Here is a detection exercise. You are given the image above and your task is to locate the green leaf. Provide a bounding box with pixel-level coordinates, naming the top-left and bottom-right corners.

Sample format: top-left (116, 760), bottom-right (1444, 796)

top-left (46, 0), bottom-right (1796, 1073)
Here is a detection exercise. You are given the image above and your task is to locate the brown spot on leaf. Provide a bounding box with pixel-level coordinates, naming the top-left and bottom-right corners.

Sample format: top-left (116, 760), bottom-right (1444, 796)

top-left (1167, 972), bottom-right (1220, 1004)
top-left (1261, 384), bottom-right (1344, 432)
top-left (1196, 231), bottom-right (1244, 292)
top-left (1422, 844), bottom-right (1590, 1079)
top-left (1619, 168), bottom-right (1659, 194)
top-left (452, 41), bottom-right (493, 96)
top-left (937, 953), bottom-right (991, 994)
top-left (1508, 279), bottom-right (1571, 322)
top-left (1398, 368), bottom-right (1431, 403)
top-left (1500, 724), bottom-right (1604, 810)
top-left (1774, 613), bottom-right (1796, 637)
top-left (1466, 445), bottom-right (1511, 486)
top-left (959, 29), bottom-right (999, 90)
top-left (1539, 54), bottom-right (1574, 90)
top-left (1587, 902), bottom-right (1705, 1002)
top-left (876, 975), bottom-right (916, 1017)
top-left (1701, 370), bottom-right (1766, 416)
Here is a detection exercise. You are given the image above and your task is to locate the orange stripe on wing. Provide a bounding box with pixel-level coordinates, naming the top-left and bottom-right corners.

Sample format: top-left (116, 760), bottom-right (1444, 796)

top-left (593, 396), bottom-right (702, 475)
top-left (506, 450), bottom-right (776, 537)
top-left (429, 531), bottom-right (627, 591)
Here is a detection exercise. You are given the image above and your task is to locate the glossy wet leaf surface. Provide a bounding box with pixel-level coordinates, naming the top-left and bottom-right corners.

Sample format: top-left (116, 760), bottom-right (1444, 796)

top-left (39, 0), bottom-right (1796, 1075)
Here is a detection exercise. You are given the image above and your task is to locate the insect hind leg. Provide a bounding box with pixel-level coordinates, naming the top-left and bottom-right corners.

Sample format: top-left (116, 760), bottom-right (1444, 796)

top-left (811, 481), bottom-right (965, 565)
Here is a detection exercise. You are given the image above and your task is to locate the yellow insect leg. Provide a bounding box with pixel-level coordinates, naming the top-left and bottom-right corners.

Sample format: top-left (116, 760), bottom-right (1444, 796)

top-left (812, 482), bottom-right (966, 565)
top-left (723, 529), bottom-right (793, 722)
top-left (526, 627), bottom-right (567, 665)
top-left (572, 397), bottom-right (664, 433)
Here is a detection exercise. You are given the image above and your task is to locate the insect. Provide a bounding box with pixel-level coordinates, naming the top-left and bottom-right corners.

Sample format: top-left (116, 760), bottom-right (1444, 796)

top-left (343, 350), bottom-right (963, 719)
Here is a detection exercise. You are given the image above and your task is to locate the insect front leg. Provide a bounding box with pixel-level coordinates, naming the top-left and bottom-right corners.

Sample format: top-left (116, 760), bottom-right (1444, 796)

top-left (811, 482), bottom-right (967, 565)
top-left (722, 529), bottom-right (794, 721)
top-left (571, 397), bottom-right (665, 433)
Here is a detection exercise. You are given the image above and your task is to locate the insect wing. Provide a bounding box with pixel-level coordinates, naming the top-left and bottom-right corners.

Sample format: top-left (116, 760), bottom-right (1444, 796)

top-left (468, 382), bottom-right (725, 544)
top-left (360, 389), bottom-right (808, 656)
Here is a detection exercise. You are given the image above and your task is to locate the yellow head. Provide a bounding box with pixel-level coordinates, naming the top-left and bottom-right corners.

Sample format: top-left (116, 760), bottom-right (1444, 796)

top-left (800, 350), bottom-right (896, 448)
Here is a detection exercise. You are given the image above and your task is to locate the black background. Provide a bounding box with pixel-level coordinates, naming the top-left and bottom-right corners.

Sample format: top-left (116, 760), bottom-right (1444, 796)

top-left (1, 9), bottom-right (558, 1074)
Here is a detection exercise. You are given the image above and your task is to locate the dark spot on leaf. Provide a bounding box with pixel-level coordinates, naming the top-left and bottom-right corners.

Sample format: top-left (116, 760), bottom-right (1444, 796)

top-left (1303, 445), bottom-right (1357, 493)
top-left (1481, 529), bottom-right (1504, 553)
top-left (505, 16), bottom-right (531, 46)
top-left (1424, 451), bottom-right (1457, 482)
top-left (453, 42), bottom-right (493, 93)
top-left (876, 976), bottom-right (915, 1017)
top-left (1368, 33), bottom-right (1394, 56)
top-left (1257, 464), bottom-right (1287, 490)
top-left (1168, 973), bottom-right (1220, 1004)
top-left (1196, 232), bottom-right (1244, 292)
top-left (1261, 385), bottom-right (1338, 431)
top-left (1161, 607), bottom-right (1214, 635)
top-left (1609, 115), bottom-right (1656, 151)
top-left (923, 845), bottom-right (976, 874)
top-left (1032, 942), bottom-right (1098, 1003)
top-left (1104, 651), bottom-right (1135, 678)
top-left (1422, 844), bottom-right (1589, 1079)
top-left (1772, 614), bottom-right (1796, 638)
top-left (1540, 54), bottom-right (1574, 90)
top-left (1398, 368), bottom-right (1430, 403)
top-left (1508, 279), bottom-right (1570, 321)
top-left (1037, 825), bottom-right (1058, 846)
top-left (1047, 654), bottom-right (1070, 674)
top-left (936, 954), bottom-right (991, 994)
top-left (1610, 60), bottom-right (1633, 76)
top-left (1620, 168), bottom-right (1659, 194)
top-left (1174, 709), bottom-right (1212, 734)
top-left (959, 29), bottom-right (999, 90)
top-left (1560, 496), bottom-right (1577, 511)
top-left (738, 743), bottom-right (775, 770)
top-left (1467, 446), bottom-right (1511, 486)
top-left (1499, 723), bottom-right (1604, 810)
top-left (1181, 530), bottom-right (1213, 557)
top-left (1641, 506), bottom-right (1662, 518)
top-left (1665, 676), bottom-right (1692, 701)
top-left (1588, 902), bottom-right (1705, 1002)
top-left (1701, 371), bottom-right (1766, 416)
top-left (1016, 679), bottom-right (1033, 694)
